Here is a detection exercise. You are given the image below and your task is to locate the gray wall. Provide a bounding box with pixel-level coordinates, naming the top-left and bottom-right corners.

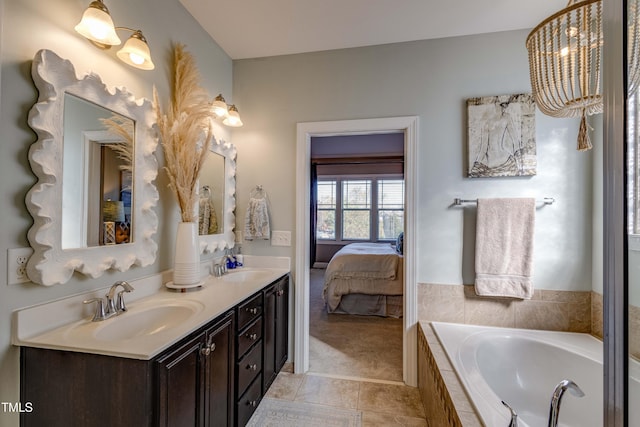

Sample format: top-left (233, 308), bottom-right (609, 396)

top-left (232, 31), bottom-right (596, 291)
top-left (0, 0), bottom-right (232, 424)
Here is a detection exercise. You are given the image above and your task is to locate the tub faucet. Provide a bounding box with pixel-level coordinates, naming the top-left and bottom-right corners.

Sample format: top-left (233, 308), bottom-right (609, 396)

top-left (548, 379), bottom-right (585, 427)
top-left (106, 281), bottom-right (134, 315)
top-left (501, 400), bottom-right (518, 427)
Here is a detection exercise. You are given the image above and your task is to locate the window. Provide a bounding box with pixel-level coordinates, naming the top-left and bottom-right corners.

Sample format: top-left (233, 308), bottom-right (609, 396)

top-left (378, 179), bottom-right (405, 240)
top-left (316, 177), bottom-right (404, 242)
top-left (317, 180), bottom-right (336, 239)
top-left (630, 92), bottom-right (640, 235)
top-left (342, 180), bottom-right (371, 240)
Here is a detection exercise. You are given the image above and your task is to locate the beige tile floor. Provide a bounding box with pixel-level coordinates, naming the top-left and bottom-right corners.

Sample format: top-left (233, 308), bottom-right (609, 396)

top-left (253, 268), bottom-right (427, 426)
top-left (265, 371), bottom-right (428, 427)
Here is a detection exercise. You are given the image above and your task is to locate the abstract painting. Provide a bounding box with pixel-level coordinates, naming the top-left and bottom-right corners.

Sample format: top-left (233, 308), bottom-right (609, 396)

top-left (467, 93), bottom-right (536, 178)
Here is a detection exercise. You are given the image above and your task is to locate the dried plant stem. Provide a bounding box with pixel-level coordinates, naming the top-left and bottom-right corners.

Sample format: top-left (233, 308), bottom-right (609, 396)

top-left (154, 43), bottom-right (213, 222)
top-left (100, 116), bottom-right (134, 173)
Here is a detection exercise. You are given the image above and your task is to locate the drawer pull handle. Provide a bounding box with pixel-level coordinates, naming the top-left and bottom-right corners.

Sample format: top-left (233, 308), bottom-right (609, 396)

top-left (246, 307), bottom-right (259, 315)
top-left (209, 343), bottom-right (216, 352)
top-left (246, 333), bottom-right (258, 341)
top-left (247, 400), bottom-right (257, 408)
top-left (277, 289), bottom-right (284, 297)
top-left (247, 363), bottom-right (258, 371)
top-left (200, 347), bottom-right (211, 357)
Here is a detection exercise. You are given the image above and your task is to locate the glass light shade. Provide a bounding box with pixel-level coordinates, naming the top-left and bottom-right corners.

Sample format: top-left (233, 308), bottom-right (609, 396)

top-left (211, 94), bottom-right (228, 117)
top-left (116, 32), bottom-right (155, 70)
top-left (75, 1), bottom-right (121, 46)
top-left (223, 105), bottom-right (243, 127)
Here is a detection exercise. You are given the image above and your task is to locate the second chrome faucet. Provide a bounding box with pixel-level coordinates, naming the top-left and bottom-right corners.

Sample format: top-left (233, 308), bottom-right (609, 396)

top-left (83, 281), bottom-right (134, 321)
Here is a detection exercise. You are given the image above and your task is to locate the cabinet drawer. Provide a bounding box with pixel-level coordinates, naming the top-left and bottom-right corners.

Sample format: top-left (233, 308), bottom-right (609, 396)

top-left (237, 339), bottom-right (262, 396)
top-left (238, 317), bottom-right (262, 358)
top-left (237, 293), bottom-right (263, 330)
top-left (237, 375), bottom-right (262, 427)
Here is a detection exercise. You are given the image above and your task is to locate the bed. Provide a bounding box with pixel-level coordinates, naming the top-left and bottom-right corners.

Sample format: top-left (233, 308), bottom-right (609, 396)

top-left (322, 242), bottom-right (403, 317)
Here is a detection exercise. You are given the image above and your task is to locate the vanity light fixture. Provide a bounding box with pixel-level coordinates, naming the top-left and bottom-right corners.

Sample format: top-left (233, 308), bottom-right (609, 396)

top-left (116, 30), bottom-right (155, 70)
top-left (211, 94), bottom-right (229, 117)
top-left (210, 94), bottom-right (243, 127)
top-left (75, 0), bottom-right (155, 70)
top-left (222, 104), bottom-right (243, 127)
top-left (74, 0), bottom-right (121, 46)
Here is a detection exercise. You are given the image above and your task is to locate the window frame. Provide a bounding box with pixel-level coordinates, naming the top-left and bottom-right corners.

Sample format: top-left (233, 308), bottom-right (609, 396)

top-left (315, 174), bottom-right (404, 244)
top-left (628, 92), bottom-right (640, 251)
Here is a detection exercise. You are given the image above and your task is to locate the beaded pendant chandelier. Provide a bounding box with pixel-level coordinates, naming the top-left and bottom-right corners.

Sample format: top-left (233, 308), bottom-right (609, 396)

top-left (526, 0), bottom-right (640, 151)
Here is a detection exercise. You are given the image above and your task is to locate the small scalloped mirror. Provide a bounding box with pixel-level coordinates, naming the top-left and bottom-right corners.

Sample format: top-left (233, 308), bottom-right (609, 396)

top-left (26, 49), bottom-right (159, 286)
top-left (198, 138), bottom-right (236, 254)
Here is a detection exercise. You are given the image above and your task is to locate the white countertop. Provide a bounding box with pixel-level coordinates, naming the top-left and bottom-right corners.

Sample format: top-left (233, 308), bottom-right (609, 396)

top-left (12, 258), bottom-right (289, 360)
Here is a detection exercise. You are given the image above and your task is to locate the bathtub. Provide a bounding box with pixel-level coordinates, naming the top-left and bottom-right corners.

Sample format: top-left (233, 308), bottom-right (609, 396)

top-left (431, 322), bottom-right (640, 427)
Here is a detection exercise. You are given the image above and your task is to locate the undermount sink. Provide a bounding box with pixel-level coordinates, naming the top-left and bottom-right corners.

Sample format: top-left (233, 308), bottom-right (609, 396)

top-left (221, 269), bottom-right (272, 283)
top-left (92, 301), bottom-right (204, 342)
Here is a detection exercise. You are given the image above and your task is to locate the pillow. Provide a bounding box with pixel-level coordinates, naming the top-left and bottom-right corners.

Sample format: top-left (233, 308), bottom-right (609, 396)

top-left (396, 232), bottom-right (404, 255)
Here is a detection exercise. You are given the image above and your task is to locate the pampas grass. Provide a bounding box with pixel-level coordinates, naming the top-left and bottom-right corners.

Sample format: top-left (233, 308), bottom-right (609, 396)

top-left (100, 115), bottom-right (134, 173)
top-left (154, 43), bottom-right (213, 223)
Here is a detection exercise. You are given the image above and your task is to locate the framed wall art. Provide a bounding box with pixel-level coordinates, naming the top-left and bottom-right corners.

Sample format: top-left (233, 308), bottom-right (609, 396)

top-left (467, 93), bottom-right (536, 178)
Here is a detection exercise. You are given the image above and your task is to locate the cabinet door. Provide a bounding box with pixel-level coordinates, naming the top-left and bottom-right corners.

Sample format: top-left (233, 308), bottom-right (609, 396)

top-left (275, 276), bottom-right (289, 372)
top-left (204, 312), bottom-right (235, 427)
top-left (262, 283), bottom-right (277, 391)
top-left (156, 332), bottom-right (207, 427)
top-left (263, 275), bottom-right (289, 392)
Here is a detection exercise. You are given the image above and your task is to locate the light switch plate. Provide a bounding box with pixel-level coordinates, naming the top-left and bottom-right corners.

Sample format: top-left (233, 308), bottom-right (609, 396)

top-left (271, 231), bottom-right (291, 247)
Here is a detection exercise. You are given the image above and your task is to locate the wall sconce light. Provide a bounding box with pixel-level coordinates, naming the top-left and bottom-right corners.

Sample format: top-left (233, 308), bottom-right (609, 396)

top-left (211, 94), bottom-right (243, 127)
top-left (75, 0), bottom-right (155, 70)
top-left (223, 105), bottom-right (243, 127)
top-left (211, 94), bottom-right (229, 117)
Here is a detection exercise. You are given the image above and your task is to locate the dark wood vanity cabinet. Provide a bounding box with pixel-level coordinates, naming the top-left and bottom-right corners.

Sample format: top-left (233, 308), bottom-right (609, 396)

top-left (156, 310), bottom-right (235, 427)
top-left (20, 273), bottom-right (289, 427)
top-left (263, 275), bottom-right (289, 392)
top-left (235, 292), bottom-right (264, 426)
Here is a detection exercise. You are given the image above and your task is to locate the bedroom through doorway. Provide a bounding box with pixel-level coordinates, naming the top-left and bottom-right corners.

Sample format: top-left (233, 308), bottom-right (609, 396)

top-left (295, 116), bottom-right (418, 386)
top-left (308, 133), bottom-right (405, 382)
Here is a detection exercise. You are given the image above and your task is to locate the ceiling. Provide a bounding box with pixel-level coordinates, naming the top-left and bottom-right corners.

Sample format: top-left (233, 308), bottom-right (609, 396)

top-left (178, 0), bottom-right (568, 60)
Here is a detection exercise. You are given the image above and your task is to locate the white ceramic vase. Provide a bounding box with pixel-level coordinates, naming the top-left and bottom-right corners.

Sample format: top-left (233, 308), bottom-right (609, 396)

top-left (172, 222), bottom-right (201, 286)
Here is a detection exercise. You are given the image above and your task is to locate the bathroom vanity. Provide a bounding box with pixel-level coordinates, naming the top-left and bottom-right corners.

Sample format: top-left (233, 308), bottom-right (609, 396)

top-left (15, 267), bottom-right (289, 427)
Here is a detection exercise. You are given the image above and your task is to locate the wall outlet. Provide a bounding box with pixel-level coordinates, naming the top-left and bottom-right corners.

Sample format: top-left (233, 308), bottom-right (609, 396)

top-left (7, 247), bottom-right (33, 285)
top-left (271, 231), bottom-right (292, 247)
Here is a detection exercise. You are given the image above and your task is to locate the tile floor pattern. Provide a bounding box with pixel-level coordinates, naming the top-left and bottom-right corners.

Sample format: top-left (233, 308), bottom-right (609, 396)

top-left (249, 268), bottom-right (428, 426)
top-left (263, 371), bottom-right (428, 427)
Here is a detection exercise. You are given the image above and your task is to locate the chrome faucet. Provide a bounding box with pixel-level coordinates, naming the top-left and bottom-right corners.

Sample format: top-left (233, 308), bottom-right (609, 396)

top-left (84, 281), bottom-right (134, 321)
top-left (106, 281), bottom-right (134, 315)
top-left (502, 400), bottom-right (518, 427)
top-left (548, 379), bottom-right (584, 427)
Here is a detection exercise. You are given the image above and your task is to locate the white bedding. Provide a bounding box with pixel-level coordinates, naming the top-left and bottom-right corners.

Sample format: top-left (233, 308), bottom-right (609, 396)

top-left (323, 243), bottom-right (403, 316)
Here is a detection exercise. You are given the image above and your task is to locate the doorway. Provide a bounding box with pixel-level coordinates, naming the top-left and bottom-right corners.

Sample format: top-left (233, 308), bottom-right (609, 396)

top-left (295, 116), bottom-right (419, 386)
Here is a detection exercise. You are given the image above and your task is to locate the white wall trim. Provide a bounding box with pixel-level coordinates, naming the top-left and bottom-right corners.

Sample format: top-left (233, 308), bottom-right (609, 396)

top-left (295, 116), bottom-right (419, 386)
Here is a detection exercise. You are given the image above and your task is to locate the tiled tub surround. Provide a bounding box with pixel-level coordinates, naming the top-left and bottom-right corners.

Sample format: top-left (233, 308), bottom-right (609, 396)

top-left (418, 283), bottom-right (592, 333)
top-left (591, 291), bottom-right (640, 360)
top-left (418, 322), bottom-right (481, 426)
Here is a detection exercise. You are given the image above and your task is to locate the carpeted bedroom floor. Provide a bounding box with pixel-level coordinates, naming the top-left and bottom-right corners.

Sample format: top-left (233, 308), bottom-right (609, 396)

top-left (308, 268), bottom-right (403, 382)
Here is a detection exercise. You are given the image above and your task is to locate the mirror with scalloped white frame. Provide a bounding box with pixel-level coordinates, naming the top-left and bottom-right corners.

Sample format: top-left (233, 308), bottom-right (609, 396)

top-left (198, 138), bottom-right (237, 254)
top-left (26, 49), bottom-right (159, 286)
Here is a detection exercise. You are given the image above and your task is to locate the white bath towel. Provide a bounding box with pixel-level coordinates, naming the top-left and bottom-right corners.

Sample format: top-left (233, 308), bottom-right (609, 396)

top-left (244, 197), bottom-right (270, 240)
top-left (475, 198), bottom-right (535, 299)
